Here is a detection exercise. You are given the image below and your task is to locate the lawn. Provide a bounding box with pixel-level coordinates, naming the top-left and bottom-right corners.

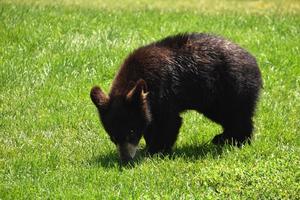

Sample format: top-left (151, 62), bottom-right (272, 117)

top-left (0, 0), bottom-right (299, 199)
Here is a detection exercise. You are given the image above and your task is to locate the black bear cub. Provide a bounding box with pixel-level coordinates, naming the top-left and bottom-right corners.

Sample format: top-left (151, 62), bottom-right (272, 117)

top-left (91, 33), bottom-right (262, 164)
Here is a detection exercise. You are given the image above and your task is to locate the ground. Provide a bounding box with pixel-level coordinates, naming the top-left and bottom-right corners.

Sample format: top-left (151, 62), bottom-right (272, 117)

top-left (0, 0), bottom-right (299, 199)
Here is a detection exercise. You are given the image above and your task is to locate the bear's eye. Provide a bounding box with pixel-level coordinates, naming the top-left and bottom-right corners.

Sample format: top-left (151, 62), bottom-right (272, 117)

top-left (129, 129), bottom-right (134, 135)
top-left (127, 129), bottom-right (136, 142)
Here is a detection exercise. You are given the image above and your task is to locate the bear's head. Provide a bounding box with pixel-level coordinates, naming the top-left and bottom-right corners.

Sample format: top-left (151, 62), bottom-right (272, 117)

top-left (90, 79), bottom-right (151, 164)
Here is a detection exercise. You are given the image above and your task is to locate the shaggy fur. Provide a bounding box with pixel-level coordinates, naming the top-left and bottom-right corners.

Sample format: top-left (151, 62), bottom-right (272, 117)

top-left (91, 33), bottom-right (262, 161)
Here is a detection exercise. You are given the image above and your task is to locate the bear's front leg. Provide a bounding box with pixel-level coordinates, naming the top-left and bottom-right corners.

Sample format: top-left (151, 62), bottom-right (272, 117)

top-left (144, 115), bottom-right (182, 155)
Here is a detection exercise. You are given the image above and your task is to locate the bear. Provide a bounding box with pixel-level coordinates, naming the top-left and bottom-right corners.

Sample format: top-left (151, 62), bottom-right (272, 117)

top-left (90, 33), bottom-right (262, 164)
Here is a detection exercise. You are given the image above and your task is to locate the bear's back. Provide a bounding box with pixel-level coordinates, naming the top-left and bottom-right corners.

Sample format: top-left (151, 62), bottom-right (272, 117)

top-left (110, 33), bottom-right (261, 106)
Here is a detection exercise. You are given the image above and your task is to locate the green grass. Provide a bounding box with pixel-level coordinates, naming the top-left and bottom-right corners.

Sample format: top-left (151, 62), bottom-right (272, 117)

top-left (1, 0), bottom-right (300, 199)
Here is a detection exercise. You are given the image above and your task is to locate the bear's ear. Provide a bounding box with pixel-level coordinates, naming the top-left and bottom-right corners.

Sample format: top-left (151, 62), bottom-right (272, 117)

top-left (90, 86), bottom-right (109, 111)
top-left (126, 79), bottom-right (148, 104)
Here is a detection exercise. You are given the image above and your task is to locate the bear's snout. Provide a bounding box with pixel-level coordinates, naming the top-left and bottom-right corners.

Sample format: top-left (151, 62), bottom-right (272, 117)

top-left (117, 143), bottom-right (138, 164)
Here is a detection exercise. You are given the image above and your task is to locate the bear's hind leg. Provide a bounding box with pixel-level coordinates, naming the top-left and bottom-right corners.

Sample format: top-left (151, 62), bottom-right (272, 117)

top-left (212, 117), bottom-right (253, 146)
top-left (211, 94), bottom-right (258, 146)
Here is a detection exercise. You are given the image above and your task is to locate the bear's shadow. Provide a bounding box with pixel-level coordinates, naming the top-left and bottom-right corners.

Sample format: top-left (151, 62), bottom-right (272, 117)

top-left (88, 142), bottom-right (225, 169)
top-left (173, 142), bottom-right (224, 160)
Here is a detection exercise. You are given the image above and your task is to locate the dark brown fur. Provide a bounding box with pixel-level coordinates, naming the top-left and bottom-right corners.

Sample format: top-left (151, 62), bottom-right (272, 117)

top-left (91, 33), bottom-right (262, 163)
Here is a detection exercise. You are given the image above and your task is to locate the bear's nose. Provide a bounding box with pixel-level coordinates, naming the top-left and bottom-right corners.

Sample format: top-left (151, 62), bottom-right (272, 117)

top-left (117, 143), bottom-right (138, 165)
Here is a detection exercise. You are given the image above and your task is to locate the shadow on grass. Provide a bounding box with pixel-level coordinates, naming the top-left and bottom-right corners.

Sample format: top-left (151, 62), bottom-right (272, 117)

top-left (87, 151), bottom-right (119, 168)
top-left (173, 142), bottom-right (224, 160)
top-left (87, 142), bottom-right (226, 169)
top-left (87, 149), bottom-right (149, 169)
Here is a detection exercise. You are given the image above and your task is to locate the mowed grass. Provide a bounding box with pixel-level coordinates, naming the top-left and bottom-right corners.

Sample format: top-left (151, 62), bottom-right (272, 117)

top-left (0, 0), bottom-right (300, 199)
